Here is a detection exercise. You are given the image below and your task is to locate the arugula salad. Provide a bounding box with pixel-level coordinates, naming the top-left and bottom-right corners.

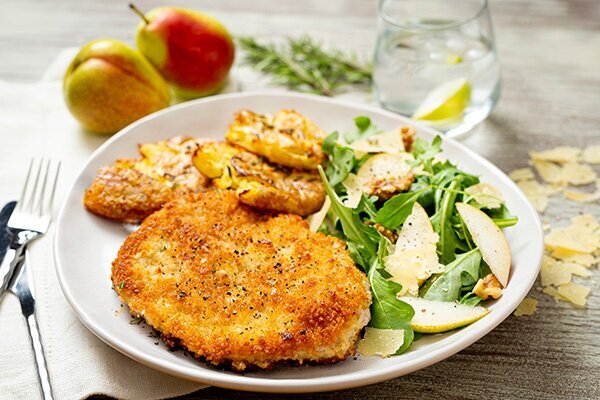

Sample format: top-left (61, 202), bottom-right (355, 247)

top-left (314, 117), bottom-right (518, 357)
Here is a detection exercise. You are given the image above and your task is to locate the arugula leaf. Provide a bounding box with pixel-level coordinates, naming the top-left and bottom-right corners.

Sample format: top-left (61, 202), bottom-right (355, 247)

top-left (420, 248), bottom-right (482, 302)
top-left (375, 191), bottom-right (422, 230)
top-left (355, 194), bottom-right (378, 220)
top-left (410, 135), bottom-right (442, 173)
top-left (487, 204), bottom-right (519, 228)
top-left (322, 131), bottom-right (357, 186)
top-left (430, 176), bottom-right (463, 264)
top-left (318, 166), bottom-right (379, 263)
top-left (459, 292), bottom-right (483, 306)
top-left (344, 116), bottom-right (382, 143)
top-left (368, 237), bottom-right (415, 354)
top-left (354, 116), bottom-right (371, 131)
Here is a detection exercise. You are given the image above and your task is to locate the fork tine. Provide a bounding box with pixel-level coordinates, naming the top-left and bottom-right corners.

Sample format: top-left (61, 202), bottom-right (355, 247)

top-left (46, 160), bottom-right (61, 216)
top-left (35, 159), bottom-right (51, 217)
top-left (27, 158), bottom-right (42, 213)
top-left (17, 159), bottom-right (35, 211)
top-left (25, 159), bottom-right (43, 213)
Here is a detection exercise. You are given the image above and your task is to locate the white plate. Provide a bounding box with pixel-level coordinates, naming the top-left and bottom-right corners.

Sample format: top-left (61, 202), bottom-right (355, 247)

top-left (54, 91), bottom-right (543, 393)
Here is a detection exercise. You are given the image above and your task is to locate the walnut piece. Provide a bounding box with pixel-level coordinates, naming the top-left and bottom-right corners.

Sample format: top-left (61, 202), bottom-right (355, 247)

top-left (401, 126), bottom-right (416, 152)
top-left (473, 273), bottom-right (503, 300)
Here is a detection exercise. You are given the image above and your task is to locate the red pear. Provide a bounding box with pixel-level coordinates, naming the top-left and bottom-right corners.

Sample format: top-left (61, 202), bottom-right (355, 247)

top-left (131, 4), bottom-right (235, 99)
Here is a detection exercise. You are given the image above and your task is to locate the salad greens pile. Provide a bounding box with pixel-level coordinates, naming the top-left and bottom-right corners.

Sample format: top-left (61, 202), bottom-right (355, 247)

top-left (317, 117), bottom-right (518, 355)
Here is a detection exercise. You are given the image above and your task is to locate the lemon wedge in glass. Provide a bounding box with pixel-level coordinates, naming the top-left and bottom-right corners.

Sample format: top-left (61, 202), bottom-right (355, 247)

top-left (412, 77), bottom-right (471, 125)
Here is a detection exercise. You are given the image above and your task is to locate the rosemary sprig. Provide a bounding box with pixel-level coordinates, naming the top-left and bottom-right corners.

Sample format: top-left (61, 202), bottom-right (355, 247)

top-left (237, 36), bottom-right (372, 96)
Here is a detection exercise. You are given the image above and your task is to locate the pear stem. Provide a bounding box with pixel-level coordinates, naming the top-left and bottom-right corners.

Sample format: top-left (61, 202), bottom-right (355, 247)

top-left (129, 3), bottom-right (149, 25)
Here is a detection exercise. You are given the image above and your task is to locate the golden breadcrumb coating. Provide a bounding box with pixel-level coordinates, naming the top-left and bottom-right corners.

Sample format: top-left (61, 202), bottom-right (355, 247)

top-left (83, 165), bottom-right (175, 223)
top-left (112, 191), bottom-right (371, 370)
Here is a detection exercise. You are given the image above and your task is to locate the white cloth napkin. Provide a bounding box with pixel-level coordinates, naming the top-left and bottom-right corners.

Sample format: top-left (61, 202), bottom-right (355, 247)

top-left (0, 59), bottom-right (206, 399)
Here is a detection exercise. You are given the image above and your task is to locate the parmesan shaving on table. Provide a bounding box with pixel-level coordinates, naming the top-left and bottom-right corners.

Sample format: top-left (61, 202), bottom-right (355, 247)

top-left (514, 298), bottom-right (538, 316)
top-left (508, 145), bottom-right (599, 308)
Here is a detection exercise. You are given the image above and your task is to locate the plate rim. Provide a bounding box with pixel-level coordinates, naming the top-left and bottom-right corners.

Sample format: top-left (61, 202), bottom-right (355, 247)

top-left (54, 90), bottom-right (544, 393)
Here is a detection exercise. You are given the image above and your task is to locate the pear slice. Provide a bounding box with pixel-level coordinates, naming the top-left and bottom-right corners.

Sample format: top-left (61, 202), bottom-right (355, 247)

top-left (456, 202), bottom-right (511, 287)
top-left (385, 203), bottom-right (443, 296)
top-left (399, 296), bottom-right (490, 333)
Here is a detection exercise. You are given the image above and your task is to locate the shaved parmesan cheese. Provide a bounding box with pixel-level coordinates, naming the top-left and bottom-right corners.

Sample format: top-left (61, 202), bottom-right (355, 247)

top-left (572, 213), bottom-right (600, 231)
top-left (545, 220), bottom-right (599, 254)
top-left (509, 168), bottom-right (535, 182)
top-left (564, 263), bottom-right (593, 278)
top-left (308, 197), bottom-right (331, 232)
top-left (582, 145), bottom-right (600, 164)
top-left (550, 249), bottom-right (596, 267)
top-left (529, 147), bottom-right (580, 164)
top-left (564, 189), bottom-right (600, 203)
top-left (514, 298), bottom-right (538, 316)
top-left (348, 129), bottom-right (405, 155)
top-left (561, 162), bottom-right (597, 185)
top-left (357, 327), bottom-right (404, 357)
top-left (540, 256), bottom-right (593, 288)
top-left (532, 160), bottom-right (563, 184)
top-left (341, 174), bottom-right (363, 208)
top-left (532, 160), bottom-right (596, 186)
top-left (542, 286), bottom-right (566, 302)
top-left (465, 183), bottom-right (504, 209)
top-left (557, 283), bottom-right (590, 307)
top-left (385, 203), bottom-right (443, 296)
top-left (517, 179), bottom-right (553, 212)
top-left (540, 256), bottom-right (572, 287)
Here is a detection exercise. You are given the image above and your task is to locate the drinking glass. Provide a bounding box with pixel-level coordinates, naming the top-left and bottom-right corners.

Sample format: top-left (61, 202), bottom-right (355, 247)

top-left (373, 0), bottom-right (501, 138)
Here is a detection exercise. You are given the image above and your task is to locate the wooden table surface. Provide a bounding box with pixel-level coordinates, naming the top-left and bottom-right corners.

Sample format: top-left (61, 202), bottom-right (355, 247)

top-left (2, 0), bottom-right (599, 399)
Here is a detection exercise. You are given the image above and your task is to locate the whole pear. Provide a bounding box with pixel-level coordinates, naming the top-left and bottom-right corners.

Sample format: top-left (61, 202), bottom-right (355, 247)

top-left (131, 4), bottom-right (235, 99)
top-left (64, 38), bottom-right (171, 135)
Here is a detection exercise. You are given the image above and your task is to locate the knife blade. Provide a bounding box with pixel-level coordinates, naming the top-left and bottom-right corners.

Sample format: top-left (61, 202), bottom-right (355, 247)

top-left (0, 201), bottom-right (17, 295)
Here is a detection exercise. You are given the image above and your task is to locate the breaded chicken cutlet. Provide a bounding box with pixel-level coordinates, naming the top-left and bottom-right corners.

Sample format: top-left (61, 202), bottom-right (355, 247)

top-left (84, 136), bottom-right (210, 223)
top-left (111, 191), bottom-right (371, 370)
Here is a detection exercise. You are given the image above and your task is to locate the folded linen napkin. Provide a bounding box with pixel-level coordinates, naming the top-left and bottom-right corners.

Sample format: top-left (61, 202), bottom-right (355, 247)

top-left (0, 79), bottom-right (205, 399)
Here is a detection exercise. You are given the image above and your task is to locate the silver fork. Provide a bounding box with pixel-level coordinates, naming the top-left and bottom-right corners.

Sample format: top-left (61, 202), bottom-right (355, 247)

top-left (4, 158), bottom-right (60, 400)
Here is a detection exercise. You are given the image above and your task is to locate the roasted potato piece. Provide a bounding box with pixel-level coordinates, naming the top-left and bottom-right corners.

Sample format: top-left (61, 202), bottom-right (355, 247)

top-left (84, 136), bottom-right (211, 223)
top-left (230, 152), bottom-right (325, 216)
top-left (192, 141), bottom-right (243, 178)
top-left (134, 136), bottom-right (210, 190)
top-left (84, 166), bottom-right (175, 223)
top-left (193, 142), bottom-right (325, 216)
top-left (225, 109), bottom-right (325, 170)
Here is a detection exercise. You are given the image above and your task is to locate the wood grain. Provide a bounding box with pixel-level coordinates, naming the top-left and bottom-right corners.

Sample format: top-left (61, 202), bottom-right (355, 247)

top-left (1, 0), bottom-right (599, 399)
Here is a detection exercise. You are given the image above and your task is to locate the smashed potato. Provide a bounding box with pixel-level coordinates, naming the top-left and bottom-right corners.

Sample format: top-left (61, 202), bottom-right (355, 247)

top-left (84, 136), bottom-right (210, 223)
top-left (226, 109), bottom-right (325, 170)
top-left (134, 136), bottom-right (210, 190)
top-left (193, 142), bottom-right (325, 216)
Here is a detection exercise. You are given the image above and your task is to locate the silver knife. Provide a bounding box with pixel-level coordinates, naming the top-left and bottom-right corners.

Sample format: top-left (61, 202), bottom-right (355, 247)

top-left (0, 201), bottom-right (17, 296)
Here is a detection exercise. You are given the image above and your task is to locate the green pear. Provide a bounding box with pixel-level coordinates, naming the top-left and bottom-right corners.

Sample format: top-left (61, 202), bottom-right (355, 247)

top-left (130, 4), bottom-right (235, 99)
top-left (64, 38), bottom-right (171, 135)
